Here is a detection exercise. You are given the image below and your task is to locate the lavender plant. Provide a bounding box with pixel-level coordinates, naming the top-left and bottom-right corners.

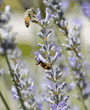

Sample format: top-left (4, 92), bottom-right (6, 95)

top-left (68, 55), bottom-right (90, 100)
top-left (11, 61), bottom-right (43, 110)
top-left (35, 8), bottom-right (69, 110)
top-left (43, 0), bottom-right (90, 109)
top-left (82, 1), bottom-right (90, 19)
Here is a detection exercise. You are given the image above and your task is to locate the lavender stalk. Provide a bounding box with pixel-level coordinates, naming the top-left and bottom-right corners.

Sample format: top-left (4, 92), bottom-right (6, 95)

top-left (5, 54), bottom-right (26, 110)
top-left (0, 91), bottom-right (10, 110)
top-left (34, 7), bottom-right (69, 110)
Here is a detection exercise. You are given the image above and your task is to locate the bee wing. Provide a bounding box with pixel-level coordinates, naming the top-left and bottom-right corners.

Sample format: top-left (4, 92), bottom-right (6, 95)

top-left (24, 16), bottom-right (30, 28)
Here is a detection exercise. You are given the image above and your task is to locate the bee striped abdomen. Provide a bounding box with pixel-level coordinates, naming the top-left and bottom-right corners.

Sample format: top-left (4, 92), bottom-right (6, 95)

top-left (24, 16), bottom-right (30, 28)
top-left (25, 21), bottom-right (30, 28)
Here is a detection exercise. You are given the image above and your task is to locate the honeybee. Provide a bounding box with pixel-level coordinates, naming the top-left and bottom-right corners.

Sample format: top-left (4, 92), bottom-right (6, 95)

top-left (35, 57), bottom-right (51, 70)
top-left (36, 61), bottom-right (51, 70)
top-left (24, 7), bottom-right (39, 28)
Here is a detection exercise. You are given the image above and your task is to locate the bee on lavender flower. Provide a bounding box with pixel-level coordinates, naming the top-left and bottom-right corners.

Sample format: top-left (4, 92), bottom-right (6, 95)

top-left (35, 56), bottom-right (51, 70)
top-left (24, 7), bottom-right (39, 28)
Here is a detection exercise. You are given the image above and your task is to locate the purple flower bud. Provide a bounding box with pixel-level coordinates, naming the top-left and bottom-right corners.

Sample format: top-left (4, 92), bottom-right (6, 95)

top-left (61, 0), bottom-right (70, 11)
top-left (50, 101), bottom-right (68, 110)
top-left (51, 47), bottom-right (62, 64)
top-left (50, 103), bottom-right (57, 110)
top-left (41, 93), bottom-right (54, 103)
top-left (68, 57), bottom-right (76, 68)
top-left (45, 8), bottom-right (52, 22)
top-left (72, 18), bottom-right (82, 30)
top-left (28, 80), bottom-right (36, 91)
top-left (82, 2), bottom-right (90, 18)
top-left (11, 87), bottom-right (19, 99)
top-left (35, 52), bottom-right (49, 64)
top-left (35, 8), bottom-right (41, 20)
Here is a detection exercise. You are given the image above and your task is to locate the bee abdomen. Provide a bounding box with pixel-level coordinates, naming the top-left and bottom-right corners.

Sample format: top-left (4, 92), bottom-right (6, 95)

top-left (25, 21), bottom-right (30, 28)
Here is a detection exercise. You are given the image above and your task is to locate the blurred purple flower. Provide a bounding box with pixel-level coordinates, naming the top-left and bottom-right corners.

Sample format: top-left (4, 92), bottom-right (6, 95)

top-left (40, 77), bottom-right (54, 91)
top-left (71, 105), bottom-right (79, 110)
top-left (11, 87), bottom-right (19, 99)
top-left (0, 0), bottom-right (3, 4)
top-left (38, 101), bottom-right (44, 110)
top-left (51, 47), bottom-right (62, 64)
top-left (36, 8), bottom-right (54, 22)
top-left (50, 101), bottom-right (68, 110)
top-left (61, 0), bottom-right (70, 11)
top-left (35, 52), bottom-right (48, 64)
top-left (28, 80), bottom-right (36, 91)
top-left (68, 57), bottom-right (76, 68)
top-left (45, 8), bottom-right (52, 22)
top-left (82, 2), bottom-right (90, 18)
top-left (35, 8), bottom-right (41, 20)
top-left (72, 18), bottom-right (82, 29)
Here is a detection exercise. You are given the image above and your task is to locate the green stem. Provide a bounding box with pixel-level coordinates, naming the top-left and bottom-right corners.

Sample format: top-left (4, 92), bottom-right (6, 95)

top-left (0, 91), bottom-right (10, 110)
top-left (53, 24), bottom-right (87, 110)
top-left (79, 58), bottom-right (90, 82)
top-left (5, 54), bottom-right (26, 110)
top-left (74, 49), bottom-right (90, 82)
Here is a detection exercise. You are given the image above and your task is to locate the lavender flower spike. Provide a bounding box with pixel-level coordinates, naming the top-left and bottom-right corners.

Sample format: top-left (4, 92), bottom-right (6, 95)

top-left (82, 2), bottom-right (90, 18)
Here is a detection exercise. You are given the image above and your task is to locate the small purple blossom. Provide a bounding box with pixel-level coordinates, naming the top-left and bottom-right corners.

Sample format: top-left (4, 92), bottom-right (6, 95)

top-left (72, 18), bottom-right (82, 29)
top-left (41, 93), bottom-right (54, 103)
top-left (61, 0), bottom-right (70, 11)
top-left (45, 8), bottom-right (52, 22)
top-left (51, 47), bottom-right (62, 64)
top-left (38, 101), bottom-right (44, 110)
top-left (50, 101), bottom-right (68, 110)
top-left (36, 8), bottom-right (54, 26)
top-left (35, 8), bottom-right (41, 20)
top-left (28, 80), bottom-right (36, 91)
top-left (11, 87), bottom-right (19, 99)
top-left (82, 2), bottom-right (90, 18)
top-left (68, 57), bottom-right (76, 68)
top-left (35, 52), bottom-right (49, 64)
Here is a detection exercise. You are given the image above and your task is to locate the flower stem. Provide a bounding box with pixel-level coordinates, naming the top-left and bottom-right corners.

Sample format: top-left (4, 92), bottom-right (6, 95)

top-left (5, 54), bottom-right (26, 110)
top-left (79, 58), bottom-right (90, 82)
top-left (74, 49), bottom-right (90, 82)
top-left (0, 91), bottom-right (10, 110)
